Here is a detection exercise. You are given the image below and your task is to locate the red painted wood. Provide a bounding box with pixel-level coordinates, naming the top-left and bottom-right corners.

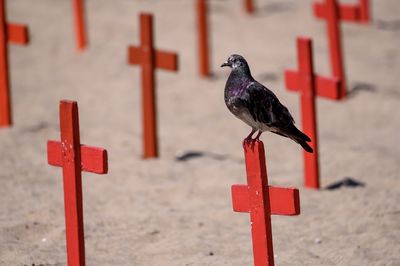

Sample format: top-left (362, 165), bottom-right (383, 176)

top-left (285, 37), bottom-right (339, 189)
top-left (0, 0), bottom-right (29, 127)
top-left (314, 76), bottom-right (341, 99)
top-left (7, 24), bottom-right (29, 44)
top-left (47, 141), bottom-right (108, 174)
top-left (231, 140), bottom-right (300, 266)
top-left (155, 51), bottom-right (178, 71)
top-left (244, 0), bottom-right (255, 14)
top-left (72, 0), bottom-right (87, 51)
top-left (47, 100), bottom-right (108, 266)
top-left (314, 3), bottom-right (359, 21)
top-left (127, 46), bottom-right (142, 65)
top-left (338, 4), bottom-right (360, 21)
top-left (232, 185), bottom-right (300, 215)
top-left (129, 47), bottom-right (178, 71)
top-left (197, 0), bottom-right (210, 77)
top-left (315, 1), bottom-right (370, 23)
top-left (285, 71), bottom-right (340, 100)
top-left (313, 0), bottom-right (370, 98)
top-left (0, 0), bottom-right (10, 127)
top-left (360, 0), bottom-right (370, 23)
top-left (127, 13), bottom-right (179, 159)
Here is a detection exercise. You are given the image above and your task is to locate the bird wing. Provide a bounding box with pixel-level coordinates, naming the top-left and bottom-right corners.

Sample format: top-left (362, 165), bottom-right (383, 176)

top-left (244, 81), bottom-right (294, 127)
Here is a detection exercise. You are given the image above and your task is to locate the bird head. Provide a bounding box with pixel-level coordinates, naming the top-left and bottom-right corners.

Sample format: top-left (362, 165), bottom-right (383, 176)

top-left (221, 54), bottom-right (248, 69)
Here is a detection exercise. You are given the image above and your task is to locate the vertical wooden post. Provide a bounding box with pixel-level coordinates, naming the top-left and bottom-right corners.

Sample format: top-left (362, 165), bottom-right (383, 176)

top-left (297, 39), bottom-right (319, 188)
top-left (140, 15), bottom-right (157, 158)
top-left (231, 140), bottom-right (300, 265)
top-left (197, 0), bottom-right (210, 77)
top-left (60, 101), bottom-right (85, 266)
top-left (244, 140), bottom-right (274, 265)
top-left (244, 0), bottom-right (255, 14)
top-left (0, 0), bottom-right (10, 126)
top-left (72, 0), bottom-right (87, 50)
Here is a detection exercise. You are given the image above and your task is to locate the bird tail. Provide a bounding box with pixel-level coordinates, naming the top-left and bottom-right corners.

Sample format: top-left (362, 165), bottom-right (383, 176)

top-left (297, 139), bottom-right (314, 153)
top-left (286, 124), bottom-right (313, 153)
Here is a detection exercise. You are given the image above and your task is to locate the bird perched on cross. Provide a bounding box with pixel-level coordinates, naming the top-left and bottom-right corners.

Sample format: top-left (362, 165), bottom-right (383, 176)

top-left (221, 54), bottom-right (313, 153)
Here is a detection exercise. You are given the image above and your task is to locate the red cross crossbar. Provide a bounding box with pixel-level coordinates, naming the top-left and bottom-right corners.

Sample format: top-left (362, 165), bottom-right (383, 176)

top-left (127, 13), bottom-right (179, 159)
top-left (312, 0), bottom-right (370, 98)
top-left (314, 0), bottom-right (370, 23)
top-left (0, 0), bottom-right (29, 127)
top-left (231, 140), bottom-right (300, 266)
top-left (232, 185), bottom-right (300, 215)
top-left (284, 37), bottom-right (340, 189)
top-left (48, 142), bottom-right (107, 174)
top-left (47, 100), bottom-right (108, 266)
top-left (7, 24), bottom-right (29, 44)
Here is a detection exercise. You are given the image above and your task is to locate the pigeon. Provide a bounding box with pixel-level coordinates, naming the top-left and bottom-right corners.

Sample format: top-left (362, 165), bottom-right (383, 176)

top-left (221, 54), bottom-right (313, 153)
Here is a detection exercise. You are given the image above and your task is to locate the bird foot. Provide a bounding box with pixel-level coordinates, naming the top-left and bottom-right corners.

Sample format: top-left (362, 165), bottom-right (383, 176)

top-left (243, 137), bottom-right (258, 150)
top-left (243, 131), bottom-right (262, 150)
top-left (244, 136), bottom-right (254, 142)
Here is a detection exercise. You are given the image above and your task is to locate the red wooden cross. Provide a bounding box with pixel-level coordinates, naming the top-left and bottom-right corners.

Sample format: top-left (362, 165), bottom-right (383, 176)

top-left (72, 0), bottom-right (87, 51)
top-left (313, 0), bottom-right (370, 98)
top-left (127, 13), bottom-right (179, 159)
top-left (231, 140), bottom-right (300, 266)
top-left (196, 0), bottom-right (211, 77)
top-left (47, 100), bottom-right (108, 266)
top-left (244, 0), bottom-right (255, 14)
top-left (284, 37), bottom-right (340, 189)
top-left (0, 0), bottom-right (29, 127)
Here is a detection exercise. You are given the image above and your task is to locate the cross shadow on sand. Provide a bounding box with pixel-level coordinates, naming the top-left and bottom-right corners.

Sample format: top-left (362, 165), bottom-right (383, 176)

top-left (375, 19), bottom-right (400, 31)
top-left (347, 82), bottom-right (376, 98)
top-left (19, 121), bottom-right (52, 133)
top-left (175, 150), bottom-right (243, 163)
top-left (256, 72), bottom-right (279, 83)
top-left (207, 73), bottom-right (224, 81)
top-left (325, 177), bottom-right (366, 190)
top-left (257, 2), bottom-right (296, 16)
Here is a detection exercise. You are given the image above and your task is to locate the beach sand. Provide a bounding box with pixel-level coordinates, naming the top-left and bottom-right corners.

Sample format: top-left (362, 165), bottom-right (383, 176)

top-left (1, 0), bottom-right (399, 265)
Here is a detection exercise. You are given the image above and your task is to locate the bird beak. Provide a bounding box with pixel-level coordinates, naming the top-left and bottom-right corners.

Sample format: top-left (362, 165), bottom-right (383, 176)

top-left (221, 61), bottom-right (230, 68)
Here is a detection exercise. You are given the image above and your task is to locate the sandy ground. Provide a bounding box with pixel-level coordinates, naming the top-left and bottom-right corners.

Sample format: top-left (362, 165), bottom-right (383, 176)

top-left (1, 0), bottom-right (400, 265)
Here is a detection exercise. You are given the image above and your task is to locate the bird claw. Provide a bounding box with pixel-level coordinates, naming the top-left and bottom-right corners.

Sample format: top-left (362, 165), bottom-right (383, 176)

top-left (244, 130), bottom-right (262, 148)
top-left (244, 136), bottom-right (253, 142)
top-left (243, 137), bottom-right (258, 150)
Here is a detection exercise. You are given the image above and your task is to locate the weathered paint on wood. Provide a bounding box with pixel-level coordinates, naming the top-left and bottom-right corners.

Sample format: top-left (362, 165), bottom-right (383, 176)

top-left (231, 140), bottom-right (300, 266)
top-left (47, 100), bottom-right (108, 266)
